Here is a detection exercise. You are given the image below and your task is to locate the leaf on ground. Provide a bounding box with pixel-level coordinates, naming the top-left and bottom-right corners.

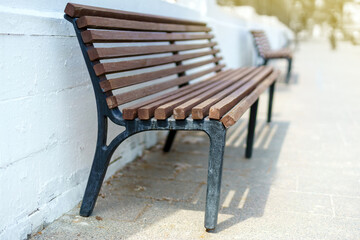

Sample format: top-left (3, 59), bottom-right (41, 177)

top-left (182, 136), bottom-right (205, 144)
top-left (174, 162), bottom-right (192, 174)
top-left (134, 185), bottom-right (146, 191)
top-left (95, 216), bottom-right (103, 221)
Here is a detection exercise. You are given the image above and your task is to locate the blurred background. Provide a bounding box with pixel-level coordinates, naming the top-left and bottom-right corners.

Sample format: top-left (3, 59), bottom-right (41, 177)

top-left (217, 0), bottom-right (360, 49)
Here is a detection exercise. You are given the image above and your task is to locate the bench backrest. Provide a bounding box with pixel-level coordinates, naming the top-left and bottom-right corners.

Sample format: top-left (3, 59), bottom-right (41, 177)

top-left (250, 30), bottom-right (271, 58)
top-left (64, 3), bottom-right (224, 111)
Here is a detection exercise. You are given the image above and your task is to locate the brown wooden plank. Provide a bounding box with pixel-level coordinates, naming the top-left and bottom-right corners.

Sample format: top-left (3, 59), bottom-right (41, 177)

top-left (153, 69), bottom-right (245, 120)
top-left (87, 42), bottom-right (217, 61)
top-left (106, 64), bottom-right (225, 108)
top-left (208, 66), bottom-right (274, 120)
top-left (136, 70), bottom-right (234, 120)
top-left (81, 30), bottom-right (213, 44)
top-left (77, 16), bottom-right (211, 33)
top-left (122, 70), bottom-right (233, 120)
top-left (100, 56), bottom-right (223, 91)
top-left (221, 70), bottom-right (280, 128)
top-left (65, 3), bottom-right (206, 26)
top-left (93, 49), bottom-right (220, 76)
top-left (173, 67), bottom-right (257, 119)
top-left (191, 67), bottom-right (264, 119)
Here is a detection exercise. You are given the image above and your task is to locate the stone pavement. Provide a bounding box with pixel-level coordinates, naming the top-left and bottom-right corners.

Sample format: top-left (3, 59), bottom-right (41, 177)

top-left (31, 40), bottom-right (360, 239)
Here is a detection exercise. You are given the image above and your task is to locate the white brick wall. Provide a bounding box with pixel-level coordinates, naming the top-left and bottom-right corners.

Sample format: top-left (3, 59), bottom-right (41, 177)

top-left (0, 0), bottom-right (292, 239)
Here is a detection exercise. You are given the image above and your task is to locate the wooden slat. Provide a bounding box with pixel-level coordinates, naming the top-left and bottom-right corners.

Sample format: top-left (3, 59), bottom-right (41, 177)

top-left (77, 16), bottom-right (211, 32)
top-left (208, 66), bottom-right (273, 120)
top-left (136, 70), bottom-right (234, 120)
top-left (65, 3), bottom-right (206, 26)
top-left (87, 42), bottom-right (217, 61)
top-left (81, 30), bottom-right (213, 44)
top-left (122, 70), bottom-right (233, 120)
top-left (100, 57), bottom-right (223, 91)
top-left (152, 69), bottom-right (241, 120)
top-left (93, 49), bottom-right (220, 76)
top-left (221, 70), bottom-right (280, 128)
top-left (106, 64), bottom-right (225, 108)
top-left (173, 68), bottom-right (255, 119)
top-left (191, 67), bottom-right (264, 119)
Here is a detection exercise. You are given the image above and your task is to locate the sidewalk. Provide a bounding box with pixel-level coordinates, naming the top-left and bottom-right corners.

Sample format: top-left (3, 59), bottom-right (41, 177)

top-left (32, 40), bottom-right (360, 239)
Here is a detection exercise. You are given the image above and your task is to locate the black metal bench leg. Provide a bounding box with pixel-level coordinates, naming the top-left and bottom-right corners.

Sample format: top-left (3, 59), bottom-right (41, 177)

top-left (262, 58), bottom-right (268, 66)
top-left (80, 116), bottom-right (111, 217)
top-left (267, 82), bottom-right (276, 123)
top-left (204, 129), bottom-right (226, 231)
top-left (286, 58), bottom-right (292, 83)
top-left (245, 99), bottom-right (259, 159)
top-left (163, 130), bottom-right (177, 152)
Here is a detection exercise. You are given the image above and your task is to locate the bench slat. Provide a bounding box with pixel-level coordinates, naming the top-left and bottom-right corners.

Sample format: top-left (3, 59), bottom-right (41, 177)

top-left (93, 49), bottom-right (220, 76)
top-left (87, 42), bottom-right (217, 61)
top-left (65, 3), bottom-right (206, 26)
top-left (221, 70), bottom-right (280, 128)
top-left (173, 67), bottom-right (257, 120)
top-left (77, 16), bottom-right (211, 33)
top-left (152, 69), bottom-right (242, 120)
top-left (191, 67), bottom-right (264, 119)
top-left (81, 30), bottom-right (214, 43)
top-left (136, 70), bottom-right (234, 120)
top-left (100, 57), bottom-right (222, 91)
top-left (208, 66), bottom-right (273, 120)
top-left (106, 64), bottom-right (225, 108)
top-left (122, 70), bottom-right (233, 120)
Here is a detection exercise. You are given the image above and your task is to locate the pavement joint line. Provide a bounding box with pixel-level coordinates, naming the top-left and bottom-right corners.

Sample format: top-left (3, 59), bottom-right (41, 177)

top-left (289, 190), bottom-right (360, 198)
top-left (133, 204), bottom-right (153, 222)
top-left (141, 159), bottom-right (277, 173)
top-left (329, 195), bottom-right (336, 218)
top-left (295, 176), bottom-right (299, 191)
top-left (188, 182), bottom-right (207, 203)
top-left (107, 192), bottom-right (194, 203)
top-left (112, 175), bottom-right (204, 184)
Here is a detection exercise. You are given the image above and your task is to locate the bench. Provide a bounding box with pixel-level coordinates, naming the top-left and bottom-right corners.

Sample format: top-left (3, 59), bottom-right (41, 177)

top-left (251, 30), bottom-right (293, 83)
top-left (64, 3), bottom-right (280, 231)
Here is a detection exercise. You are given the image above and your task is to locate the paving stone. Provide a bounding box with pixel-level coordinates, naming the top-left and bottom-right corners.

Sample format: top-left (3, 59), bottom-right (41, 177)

top-left (332, 195), bottom-right (360, 218)
top-left (108, 176), bottom-right (203, 202)
top-left (31, 40), bottom-right (360, 240)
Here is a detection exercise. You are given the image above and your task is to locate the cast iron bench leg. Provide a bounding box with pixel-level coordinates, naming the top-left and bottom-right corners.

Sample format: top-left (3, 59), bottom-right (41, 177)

top-left (286, 58), bottom-right (292, 83)
top-left (80, 116), bottom-right (113, 217)
top-left (163, 130), bottom-right (177, 152)
top-left (245, 99), bottom-right (259, 159)
top-left (267, 82), bottom-right (276, 123)
top-left (263, 58), bottom-right (268, 66)
top-left (204, 128), bottom-right (226, 231)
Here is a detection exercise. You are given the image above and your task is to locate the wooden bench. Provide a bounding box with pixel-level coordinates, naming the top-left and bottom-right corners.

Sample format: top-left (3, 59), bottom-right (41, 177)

top-left (64, 3), bottom-right (280, 231)
top-left (251, 30), bottom-right (293, 83)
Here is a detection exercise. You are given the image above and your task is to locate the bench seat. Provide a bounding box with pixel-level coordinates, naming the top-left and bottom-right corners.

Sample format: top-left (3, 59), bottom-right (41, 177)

top-left (122, 66), bottom-right (278, 128)
top-left (263, 48), bottom-right (292, 59)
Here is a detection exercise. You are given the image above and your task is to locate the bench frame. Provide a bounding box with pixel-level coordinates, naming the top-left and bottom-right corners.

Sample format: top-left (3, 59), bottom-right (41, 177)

top-left (65, 14), bottom-right (276, 231)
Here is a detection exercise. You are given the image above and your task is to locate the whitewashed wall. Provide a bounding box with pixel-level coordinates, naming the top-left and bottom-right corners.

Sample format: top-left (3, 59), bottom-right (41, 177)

top-left (0, 0), bottom-right (292, 239)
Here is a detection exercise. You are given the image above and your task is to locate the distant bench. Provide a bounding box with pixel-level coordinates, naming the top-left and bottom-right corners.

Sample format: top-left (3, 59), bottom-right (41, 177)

top-left (251, 30), bottom-right (293, 83)
top-left (64, 3), bottom-right (280, 231)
